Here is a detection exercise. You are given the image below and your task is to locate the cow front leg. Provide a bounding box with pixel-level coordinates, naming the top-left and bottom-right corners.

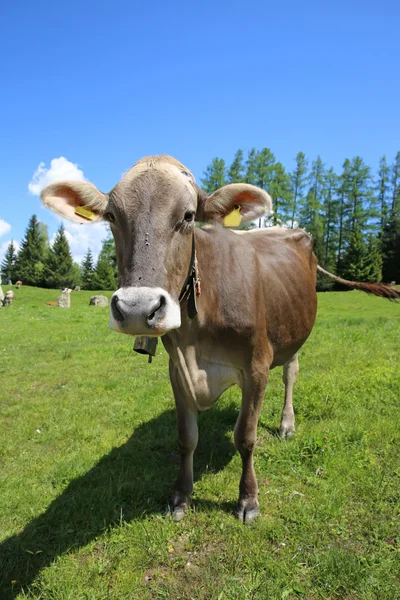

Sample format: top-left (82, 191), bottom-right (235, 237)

top-left (168, 362), bottom-right (198, 522)
top-left (279, 353), bottom-right (299, 439)
top-left (234, 374), bottom-right (268, 524)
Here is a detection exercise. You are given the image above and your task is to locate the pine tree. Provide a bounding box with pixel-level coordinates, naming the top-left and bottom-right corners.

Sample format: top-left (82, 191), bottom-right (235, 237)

top-left (227, 150), bottom-right (245, 183)
top-left (1, 241), bottom-right (18, 283)
top-left (322, 168), bottom-right (339, 269)
top-left (201, 158), bottom-right (227, 193)
top-left (382, 151), bottom-right (400, 282)
top-left (43, 224), bottom-right (75, 288)
top-left (347, 157), bottom-right (374, 232)
top-left (268, 162), bottom-right (292, 226)
top-left (313, 167), bottom-right (340, 289)
top-left (255, 148), bottom-right (276, 189)
top-left (289, 152), bottom-right (308, 228)
top-left (317, 190), bottom-right (335, 292)
top-left (92, 237), bottom-right (118, 290)
top-left (376, 156), bottom-right (390, 234)
top-left (14, 215), bottom-right (48, 286)
top-left (81, 248), bottom-right (95, 289)
top-left (245, 148), bottom-right (276, 227)
top-left (341, 224), bottom-right (370, 281)
top-left (100, 237), bottom-right (117, 273)
top-left (336, 159), bottom-right (352, 273)
top-left (299, 157), bottom-right (326, 262)
top-left (245, 148), bottom-right (259, 185)
top-left (301, 189), bottom-right (325, 261)
top-left (70, 263), bottom-right (82, 288)
top-left (390, 151), bottom-right (400, 215)
top-left (310, 157), bottom-right (326, 206)
top-left (364, 235), bottom-right (383, 282)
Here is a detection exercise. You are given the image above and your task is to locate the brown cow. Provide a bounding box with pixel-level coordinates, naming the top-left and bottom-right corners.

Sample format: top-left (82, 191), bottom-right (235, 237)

top-left (41, 155), bottom-right (400, 523)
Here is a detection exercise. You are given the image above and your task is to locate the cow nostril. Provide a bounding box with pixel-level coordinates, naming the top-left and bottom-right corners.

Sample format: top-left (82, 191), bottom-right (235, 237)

top-left (111, 295), bottom-right (125, 322)
top-left (147, 295), bottom-right (166, 323)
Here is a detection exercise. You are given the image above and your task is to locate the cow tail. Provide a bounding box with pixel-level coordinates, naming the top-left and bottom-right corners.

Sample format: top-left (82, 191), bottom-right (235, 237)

top-left (317, 265), bottom-right (400, 301)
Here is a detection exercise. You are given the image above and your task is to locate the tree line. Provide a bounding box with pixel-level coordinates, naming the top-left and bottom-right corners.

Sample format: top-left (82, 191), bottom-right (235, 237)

top-left (202, 149), bottom-right (400, 286)
top-left (1, 149), bottom-right (399, 289)
top-left (1, 216), bottom-right (118, 290)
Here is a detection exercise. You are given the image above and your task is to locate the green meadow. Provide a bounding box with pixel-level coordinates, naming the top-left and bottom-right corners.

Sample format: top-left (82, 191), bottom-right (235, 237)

top-left (0, 286), bottom-right (399, 599)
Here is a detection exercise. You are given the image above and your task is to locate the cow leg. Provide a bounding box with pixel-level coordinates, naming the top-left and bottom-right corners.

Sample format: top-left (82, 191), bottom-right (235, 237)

top-left (168, 361), bottom-right (198, 522)
top-left (234, 373), bottom-right (268, 524)
top-left (279, 353), bottom-right (299, 439)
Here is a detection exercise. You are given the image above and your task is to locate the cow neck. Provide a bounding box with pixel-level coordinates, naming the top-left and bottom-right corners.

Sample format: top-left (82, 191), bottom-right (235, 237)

top-left (178, 232), bottom-right (200, 319)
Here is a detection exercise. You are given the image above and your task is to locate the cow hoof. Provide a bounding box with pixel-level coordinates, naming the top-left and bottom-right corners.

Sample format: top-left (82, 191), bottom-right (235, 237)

top-left (167, 493), bottom-right (189, 522)
top-left (279, 424), bottom-right (295, 439)
top-left (173, 507), bottom-right (187, 522)
top-left (166, 503), bottom-right (189, 522)
top-left (236, 499), bottom-right (260, 524)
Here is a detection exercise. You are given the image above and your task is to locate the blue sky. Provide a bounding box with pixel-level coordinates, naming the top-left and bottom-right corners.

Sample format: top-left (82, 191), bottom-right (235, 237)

top-left (0, 0), bottom-right (399, 262)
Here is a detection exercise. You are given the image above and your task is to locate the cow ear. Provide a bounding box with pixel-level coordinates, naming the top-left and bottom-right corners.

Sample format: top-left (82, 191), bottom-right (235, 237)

top-left (198, 183), bottom-right (272, 224)
top-left (41, 180), bottom-right (108, 224)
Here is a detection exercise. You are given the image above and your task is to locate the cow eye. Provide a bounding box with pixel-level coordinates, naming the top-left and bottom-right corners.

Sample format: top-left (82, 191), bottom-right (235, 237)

top-left (184, 211), bottom-right (195, 223)
top-left (104, 212), bottom-right (115, 223)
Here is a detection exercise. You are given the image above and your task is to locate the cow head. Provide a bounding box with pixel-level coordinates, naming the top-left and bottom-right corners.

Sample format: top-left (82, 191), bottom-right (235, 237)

top-left (41, 155), bottom-right (271, 336)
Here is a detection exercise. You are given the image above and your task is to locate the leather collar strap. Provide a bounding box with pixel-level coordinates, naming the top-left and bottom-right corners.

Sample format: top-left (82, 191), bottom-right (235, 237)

top-left (179, 233), bottom-right (199, 319)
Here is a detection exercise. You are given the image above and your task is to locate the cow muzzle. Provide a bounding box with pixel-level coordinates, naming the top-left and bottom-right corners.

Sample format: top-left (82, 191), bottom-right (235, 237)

top-left (109, 287), bottom-right (181, 336)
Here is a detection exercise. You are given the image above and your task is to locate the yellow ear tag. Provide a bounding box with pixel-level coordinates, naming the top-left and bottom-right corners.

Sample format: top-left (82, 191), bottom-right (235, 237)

top-left (75, 206), bottom-right (96, 221)
top-left (223, 206), bottom-right (242, 227)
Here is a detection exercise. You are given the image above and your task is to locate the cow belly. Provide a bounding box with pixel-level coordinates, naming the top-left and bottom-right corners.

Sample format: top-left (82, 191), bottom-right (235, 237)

top-left (190, 360), bottom-right (240, 410)
top-left (270, 338), bottom-right (309, 368)
top-left (169, 344), bottom-right (241, 410)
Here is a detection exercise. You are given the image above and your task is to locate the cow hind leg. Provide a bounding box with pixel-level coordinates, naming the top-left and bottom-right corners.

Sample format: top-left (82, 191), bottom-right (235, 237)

top-left (279, 353), bottom-right (299, 439)
top-left (234, 373), bottom-right (268, 524)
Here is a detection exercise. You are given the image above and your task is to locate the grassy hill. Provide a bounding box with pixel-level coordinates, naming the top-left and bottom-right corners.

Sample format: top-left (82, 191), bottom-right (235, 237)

top-left (0, 286), bottom-right (399, 599)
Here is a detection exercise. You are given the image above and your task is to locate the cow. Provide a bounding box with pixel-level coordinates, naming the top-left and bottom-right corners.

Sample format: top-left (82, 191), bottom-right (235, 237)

top-left (41, 155), bottom-right (400, 523)
top-left (3, 290), bottom-right (14, 306)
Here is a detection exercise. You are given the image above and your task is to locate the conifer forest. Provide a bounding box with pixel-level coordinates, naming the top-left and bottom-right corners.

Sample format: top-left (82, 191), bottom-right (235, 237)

top-left (2, 149), bottom-right (399, 290)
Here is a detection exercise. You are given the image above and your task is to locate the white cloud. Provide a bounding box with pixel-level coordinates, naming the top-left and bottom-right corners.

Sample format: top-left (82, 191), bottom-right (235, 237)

top-left (248, 216), bottom-right (300, 230)
top-left (49, 221), bottom-right (109, 264)
top-left (63, 221), bottom-right (109, 264)
top-left (28, 156), bottom-right (85, 196)
top-left (29, 157), bottom-right (109, 264)
top-left (0, 218), bottom-right (11, 238)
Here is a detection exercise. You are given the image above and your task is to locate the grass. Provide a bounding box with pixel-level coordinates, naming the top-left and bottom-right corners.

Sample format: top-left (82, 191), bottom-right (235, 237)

top-left (0, 285), bottom-right (399, 599)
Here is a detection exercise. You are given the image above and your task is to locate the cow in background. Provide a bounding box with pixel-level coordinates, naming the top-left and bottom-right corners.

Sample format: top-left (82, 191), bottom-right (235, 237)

top-left (3, 290), bottom-right (14, 306)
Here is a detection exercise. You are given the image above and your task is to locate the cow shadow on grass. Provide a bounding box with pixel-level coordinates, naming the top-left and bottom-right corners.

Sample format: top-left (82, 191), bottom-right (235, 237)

top-left (0, 404), bottom-right (238, 598)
